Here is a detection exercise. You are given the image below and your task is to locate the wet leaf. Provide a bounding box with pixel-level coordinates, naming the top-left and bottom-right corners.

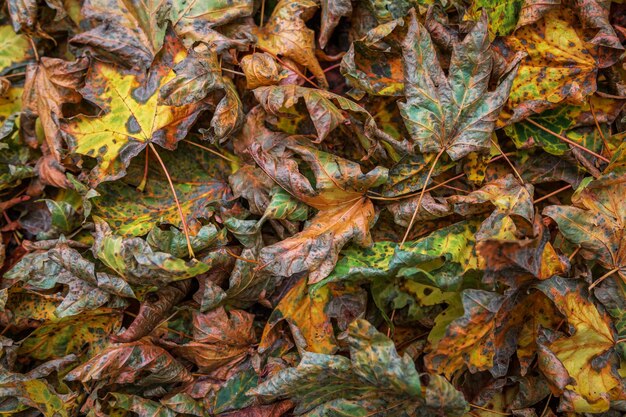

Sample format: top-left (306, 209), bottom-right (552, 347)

top-left (63, 31), bottom-right (205, 185)
top-left (400, 10), bottom-right (520, 160)
top-left (536, 277), bottom-right (624, 412)
top-left (252, 0), bottom-right (327, 88)
top-left (252, 319), bottom-right (468, 417)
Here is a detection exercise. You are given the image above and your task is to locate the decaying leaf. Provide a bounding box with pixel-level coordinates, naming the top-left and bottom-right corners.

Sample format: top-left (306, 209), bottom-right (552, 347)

top-left (252, 0), bottom-right (328, 88)
top-left (252, 319), bottom-right (468, 417)
top-left (63, 31), bottom-right (205, 185)
top-left (400, 10), bottom-right (520, 160)
top-left (3, 2), bottom-right (626, 415)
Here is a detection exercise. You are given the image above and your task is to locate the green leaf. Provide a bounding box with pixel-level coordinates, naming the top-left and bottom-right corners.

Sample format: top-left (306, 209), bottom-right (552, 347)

top-left (93, 220), bottom-right (211, 286)
top-left (147, 223), bottom-right (228, 258)
top-left (92, 140), bottom-right (232, 237)
top-left (251, 319), bottom-right (467, 417)
top-left (18, 309), bottom-right (122, 361)
top-left (399, 10), bottom-right (520, 160)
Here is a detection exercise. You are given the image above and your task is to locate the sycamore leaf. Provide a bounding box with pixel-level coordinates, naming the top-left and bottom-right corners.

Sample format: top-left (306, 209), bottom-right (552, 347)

top-left (536, 277), bottom-right (624, 413)
top-left (477, 216), bottom-right (569, 282)
top-left (0, 379), bottom-right (73, 417)
top-left (63, 31), bottom-right (205, 185)
top-left (65, 339), bottom-right (193, 385)
top-left (572, 0), bottom-right (622, 52)
top-left (504, 96), bottom-right (625, 154)
top-left (500, 8), bottom-right (597, 124)
top-left (18, 309), bottom-right (122, 361)
top-left (319, 0), bottom-right (352, 49)
top-left (147, 223), bottom-right (227, 258)
top-left (91, 140), bottom-right (232, 237)
top-left (258, 198), bottom-right (376, 284)
top-left (112, 280), bottom-right (191, 342)
top-left (252, 319), bottom-right (468, 417)
top-left (250, 136), bottom-right (386, 282)
top-left (464, 0), bottom-right (523, 37)
top-left (0, 25), bottom-right (32, 71)
top-left (259, 277), bottom-right (363, 354)
top-left (69, 0), bottom-right (167, 70)
top-left (162, 307), bottom-right (256, 376)
top-left (250, 135), bottom-right (387, 209)
top-left (165, 0), bottom-right (253, 45)
top-left (425, 289), bottom-right (505, 378)
top-left (543, 174), bottom-right (626, 283)
top-left (109, 393), bottom-right (178, 417)
top-left (21, 57), bottom-right (88, 177)
top-left (254, 85), bottom-right (386, 144)
top-left (93, 220), bottom-right (210, 286)
top-left (340, 19), bottom-right (405, 97)
top-left (320, 220), bottom-right (482, 291)
top-left (399, 10), bottom-right (520, 160)
top-left (240, 53), bottom-right (286, 90)
top-left (252, 0), bottom-right (327, 88)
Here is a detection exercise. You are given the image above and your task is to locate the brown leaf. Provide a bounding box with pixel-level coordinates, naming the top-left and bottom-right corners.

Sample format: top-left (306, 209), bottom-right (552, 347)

top-left (112, 280), bottom-right (191, 343)
top-left (252, 0), bottom-right (328, 88)
top-left (163, 307), bottom-right (256, 378)
top-left (21, 57), bottom-right (88, 161)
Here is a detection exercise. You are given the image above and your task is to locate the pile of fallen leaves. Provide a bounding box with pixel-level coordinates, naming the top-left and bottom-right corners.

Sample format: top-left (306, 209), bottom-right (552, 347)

top-left (1, 0), bottom-right (626, 414)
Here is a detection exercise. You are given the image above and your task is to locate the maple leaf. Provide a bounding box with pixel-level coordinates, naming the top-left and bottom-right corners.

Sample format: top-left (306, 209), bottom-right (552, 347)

top-left (18, 309), bottom-right (122, 361)
top-left (65, 339), bottom-right (194, 386)
top-left (340, 19), bottom-right (405, 97)
top-left (499, 8), bottom-right (598, 124)
top-left (91, 140), bottom-right (232, 237)
top-left (259, 277), bottom-right (364, 354)
top-left (0, 24), bottom-right (32, 71)
top-left (252, 0), bottom-right (328, 88)
top-left (250, 135), bottom-right (387, 282)
top-left (240, 53), bottom-right (285, 89)
top-left (536, 277), bottom-right (624, 412)
top-left (544, 174), bottom-right (626, 284)
top-left (63, 31), bottom-right (205, 185)
top-left (399, 10), bottom-right (520, 161)
top-left (69, 0), bottom-right (167, 70)
top-left (92, 220), bottom-right (211, 286)
top-left (254, 85), bottom-right (387, 145)
top-left (21, 57), bottom-right (88, 186)
top-left (252, 319), bottom-right (468, 417)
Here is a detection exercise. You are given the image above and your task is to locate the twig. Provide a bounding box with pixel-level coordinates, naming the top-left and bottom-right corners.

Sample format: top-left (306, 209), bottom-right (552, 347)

top-left (469, 403), bottom-right (512, 416)
top-left (222, 67), bottom-right (245, 76)
top-left (256, 46), bottom-right (320, 89)
top-left (588, 98), bottom-right (613, 158)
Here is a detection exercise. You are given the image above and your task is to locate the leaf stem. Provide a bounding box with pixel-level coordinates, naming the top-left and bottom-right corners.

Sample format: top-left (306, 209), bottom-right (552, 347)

top-left (182, 139), bottom-right (238, 163)
top-left (526, 118), bottom-right (610, 163)
top-left (222, 67), bottom-right (246, 76)
top-left (533, 184), bottom-right (572, 204)
top-left (4, 72), bottom-right (26, 78)
top-left (587, 98), bottom-right (612, 158)
top-left (588, 267), bottom-right (620, 290)
top-left (137, 147), bottom-right (149, 192)
top-left (490, 138), bottom-right (524, 184)
top-left (400, 147), bottom-right (446, 247)
top-left (469, 403), bottom-right (512, 416)
top-left (256, 46), bottom-right (320, 89)
top-left (148, 143), bottom-right (195, 259)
